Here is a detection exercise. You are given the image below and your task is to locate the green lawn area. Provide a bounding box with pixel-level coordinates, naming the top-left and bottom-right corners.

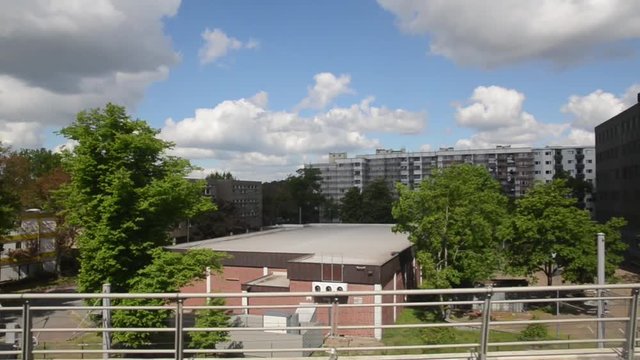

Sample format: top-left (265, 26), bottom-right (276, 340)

top-left (382, 308), bottom-right (563, 355)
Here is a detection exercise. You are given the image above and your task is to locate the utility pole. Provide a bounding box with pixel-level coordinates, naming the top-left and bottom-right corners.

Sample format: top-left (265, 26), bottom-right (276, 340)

top-left (597, 232), bottom-right (605, 348)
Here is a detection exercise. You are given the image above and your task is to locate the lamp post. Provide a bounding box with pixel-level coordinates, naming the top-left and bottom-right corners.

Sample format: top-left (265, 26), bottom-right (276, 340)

top-left (551, 252), bottom-right (559, 338)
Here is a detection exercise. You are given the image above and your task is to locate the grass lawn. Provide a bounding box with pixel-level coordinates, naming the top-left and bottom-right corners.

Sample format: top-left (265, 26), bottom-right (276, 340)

top-left (382, 308), bottom-right (566, 355)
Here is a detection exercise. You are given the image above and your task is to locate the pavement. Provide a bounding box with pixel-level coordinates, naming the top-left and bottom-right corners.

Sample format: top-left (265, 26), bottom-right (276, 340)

top-left (1, 285), bottom-right (95, 348)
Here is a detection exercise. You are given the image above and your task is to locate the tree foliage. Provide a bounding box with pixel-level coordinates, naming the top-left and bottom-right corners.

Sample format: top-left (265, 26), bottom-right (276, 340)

top-left (393, 164), bottom-right (509, 290)
top-left (58, 104), bottom-right (215, 293)
top-left (553, 169), bottom-right (593, 210)
top-left (340, 187), bottom-right (363, 223)
top-left (111, 248), bottom-right (229, 347)
top-left (361, 178), bottom-right (394, 223)
top-left (206, 171), bottom-right (234, 180)
top-left (504, 179), bottom-right (626, 285)
top-left (262, 167), bottom-right (325, 224)
top-left (0, 145), bottom-right (20, 235)
top-left (340, 179), bottom-right (394, 223)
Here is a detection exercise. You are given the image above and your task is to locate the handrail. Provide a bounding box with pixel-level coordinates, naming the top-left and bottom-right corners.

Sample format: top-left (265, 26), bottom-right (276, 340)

top-left (0, 283), bottom-right (638, 359)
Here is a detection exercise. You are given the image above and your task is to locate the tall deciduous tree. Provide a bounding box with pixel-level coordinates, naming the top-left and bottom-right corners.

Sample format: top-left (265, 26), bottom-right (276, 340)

top-left (340, 179), bottom-right (395, 223)
top-left (393, 164), bottom-right (509, 291)
top-left (287, 167), bottom-right (324, 223)
top-left (340, 187), bottom-right (363, 223)
top-left (112, 248), bottom-right (228, 348)
top-left (58, 104), bottom-right (214, 293)
top-left (361, 178), bottom-right (394, 223)
top-left (505, 179), bottom-right (626, 285)
top-left (0, 144), bottom-right (20, 235)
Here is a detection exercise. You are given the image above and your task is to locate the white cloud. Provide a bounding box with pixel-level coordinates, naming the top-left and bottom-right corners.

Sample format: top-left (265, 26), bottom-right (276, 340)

top-left (419, 144), bottom-right (432, 152)
top-left (0, 0), bottom-right (180, 148)
top-left (562, 84), bottom-right (640, 131)
top-left (378, 0), bottom-right (640, 67)
top-left (455, 86), bottom-right (568, 148)
top-left (160, 86), bottom-right (426, 180)
top-left (456, 86), bottom-right (526, 130)
top-left (0, 121), bottom-right (43, 149)
top-left (296, 73), bottom-right (354, 110)
top-left (317, 97), bottom-right (424, 134)
top-left (198, 28), bottom-right (258, 65)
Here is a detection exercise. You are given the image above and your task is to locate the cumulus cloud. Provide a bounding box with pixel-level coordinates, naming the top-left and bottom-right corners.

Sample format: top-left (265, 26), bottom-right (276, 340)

top-left (562, 84), bottom-right (640, 131)
top-left (159, 86), bottom-right (426, 180)
top-left (0, 0), bottom-right (180, 147)
top-left (454, 86), bottom-right (568, 148)
top-left (297, 73), bottom-right (353, 110)
top-left (198, 28), bottom-right (258, 65)
top-left (378, 0), bottom-right (640, 67)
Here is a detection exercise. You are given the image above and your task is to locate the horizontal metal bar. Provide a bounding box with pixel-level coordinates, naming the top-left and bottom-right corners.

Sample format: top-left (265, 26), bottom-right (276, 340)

top-left (2, 283), bottom-right (639, 300)
top-left (338, 321), bottom-right (482, 330)
top-left (183, 303), bottom-right (332, 310)
top-left (31, 327), bottom-right (176, 332)
top-left (184, 325), bottom-right (331, 332)
top-left (489, 338), bottom-right (627, 347)
top-left (492, 317), bottom-right (629, 326)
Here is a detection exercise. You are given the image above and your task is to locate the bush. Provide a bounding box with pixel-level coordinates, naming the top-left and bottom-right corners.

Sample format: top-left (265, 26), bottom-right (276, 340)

top-left (518, 317), bottom-right (548, 341)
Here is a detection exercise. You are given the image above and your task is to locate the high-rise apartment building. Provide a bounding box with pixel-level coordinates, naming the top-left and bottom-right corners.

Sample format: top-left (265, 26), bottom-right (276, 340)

top-left (309, 145), bottom-right (596, 213)
top-left (595, 94), bottom-right (640, 253)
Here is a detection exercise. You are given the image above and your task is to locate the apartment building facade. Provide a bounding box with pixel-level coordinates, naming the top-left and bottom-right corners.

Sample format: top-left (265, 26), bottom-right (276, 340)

top-left (595, 94), bottom-right (640, 254)
top-left (310, 145), bottom-right (596, 213)
top-left (0, 211), bottom-right (57, 283)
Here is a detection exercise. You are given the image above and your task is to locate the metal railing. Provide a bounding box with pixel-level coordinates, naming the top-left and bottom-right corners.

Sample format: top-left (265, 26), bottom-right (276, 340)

top-left (0, 283), bottom-right (639, 359)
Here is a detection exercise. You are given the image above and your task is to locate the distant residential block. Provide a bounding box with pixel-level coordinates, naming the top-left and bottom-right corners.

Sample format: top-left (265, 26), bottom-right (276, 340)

top-left (309, 145), bottom-right (595, 213)
top-left (0, 210), bottom-right (57, 283)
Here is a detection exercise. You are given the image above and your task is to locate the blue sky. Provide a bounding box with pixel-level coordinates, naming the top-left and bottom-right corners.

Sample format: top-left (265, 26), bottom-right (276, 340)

top-left (1, 1), bottom-right (639, 180)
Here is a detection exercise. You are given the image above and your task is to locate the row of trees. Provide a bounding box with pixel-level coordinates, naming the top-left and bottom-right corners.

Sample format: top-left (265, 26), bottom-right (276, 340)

top-left (393, 164), bottom-right (626, 302)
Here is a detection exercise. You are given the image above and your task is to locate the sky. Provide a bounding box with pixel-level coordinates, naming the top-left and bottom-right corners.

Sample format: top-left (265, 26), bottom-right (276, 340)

top-left (1, 0), bottom-right (640, 181)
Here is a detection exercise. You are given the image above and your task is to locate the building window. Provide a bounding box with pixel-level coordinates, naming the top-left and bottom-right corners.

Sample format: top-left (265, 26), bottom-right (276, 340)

top-left (587, 159), bottom-right (593, 163)
top-left (587, 169), bottom-right (593, 173)
top-left (545, 161), bottom-right (551, 165)
top-left (568, 160), bottom-right (573, 164)
top-left (545, 170), bottom-right (551, 174)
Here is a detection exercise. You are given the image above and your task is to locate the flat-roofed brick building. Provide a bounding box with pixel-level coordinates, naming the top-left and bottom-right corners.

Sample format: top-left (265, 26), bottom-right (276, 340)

top-left (167, 223), bottom-right (417, 339)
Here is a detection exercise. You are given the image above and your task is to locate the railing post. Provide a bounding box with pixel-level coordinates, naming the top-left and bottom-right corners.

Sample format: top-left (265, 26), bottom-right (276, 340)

top-left (175, 299), bottom-right (183, 360)
top-left (102, 283), bottom-right (111, 359)
top-left (21, 300), bottom-right (32, 360)
top-left (479, 288), bottom-right (493, 360)
top-left (330, 298), bottom-right (338, 337)
top-left (623, 288), bottom-right (639, 360)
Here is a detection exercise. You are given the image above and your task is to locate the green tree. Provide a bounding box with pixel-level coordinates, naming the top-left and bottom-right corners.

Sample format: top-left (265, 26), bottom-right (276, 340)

top-left (553, 169), bottom-right (593, 210)
top-left (287, 167), bottom-right (325, 223)
top-left (393, 164), bottom-right (509, 294)
top-left (505, 179), bottom-right (626, 285)
top-left (58, 104), bottom-right (214, 293)
top-left (189, 297), bottom-right (230, 351)
top-left (340, 187), bottom-right (363, 223)
top-left (111, 248), bottom-right (229, 348)
top-left (0, 145), bottom-right (20, 235)
top-left (206, 171), bottom-right (234, 180)
top-left (262, 179), bottom-right (297, 225)
top-left (362, 178), bottom-right (394, 223)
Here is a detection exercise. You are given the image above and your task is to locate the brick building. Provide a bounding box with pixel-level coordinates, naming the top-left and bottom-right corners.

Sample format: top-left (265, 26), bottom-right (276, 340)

top-left (167, 224), bottom-right (416, 339)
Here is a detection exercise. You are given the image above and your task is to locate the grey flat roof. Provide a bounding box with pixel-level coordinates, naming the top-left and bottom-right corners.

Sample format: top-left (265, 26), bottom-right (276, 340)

top-left (167, 224), bottom-right (412, 266)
